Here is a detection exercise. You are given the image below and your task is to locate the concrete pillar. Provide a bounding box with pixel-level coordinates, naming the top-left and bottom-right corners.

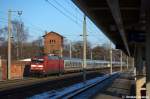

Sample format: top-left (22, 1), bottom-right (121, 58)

top-left (132, 58), bottom-right (134, 67)
top-left (135, 46), bottom-right (143, 75)
top-left (126, 56), bottom-right (128, 69)
top-left (120, 50), bottom-right (122, 72)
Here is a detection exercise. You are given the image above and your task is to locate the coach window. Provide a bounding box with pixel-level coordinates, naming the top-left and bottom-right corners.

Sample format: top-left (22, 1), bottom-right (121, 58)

top-left (73, 62), bottom-right (76, 67)
top-left (67, 61), bottom-right (70, 67)
top-left (66, 61), bottom-right (69, 67)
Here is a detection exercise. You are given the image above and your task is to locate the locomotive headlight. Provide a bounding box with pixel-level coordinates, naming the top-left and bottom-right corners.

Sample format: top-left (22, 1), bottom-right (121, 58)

top-left (38, 65), bottom-right (43, 67)
top-left (31, 64), bottom-right (36, 67)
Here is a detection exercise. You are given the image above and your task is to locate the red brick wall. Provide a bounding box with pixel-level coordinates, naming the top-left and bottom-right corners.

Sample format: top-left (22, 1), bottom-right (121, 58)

top-left (1, 60), bottom-right (27, 80)
top-left (1, 60), bottom-right (7, 80)
top-left (10, 61), bottom-right (24, 79)
top-left (44, 32), bottom-right (63, 56)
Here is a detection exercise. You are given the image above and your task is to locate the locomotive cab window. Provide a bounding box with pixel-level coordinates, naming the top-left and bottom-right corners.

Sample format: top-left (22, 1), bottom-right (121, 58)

top-left (31, 58), bottom-right (44, 63)
top-left (48, 56), bottom-right (59, 60)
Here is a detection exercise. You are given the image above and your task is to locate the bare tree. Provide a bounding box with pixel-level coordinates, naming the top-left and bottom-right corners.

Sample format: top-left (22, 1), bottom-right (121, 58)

top-left (0, 20), bottom-right (29, 59)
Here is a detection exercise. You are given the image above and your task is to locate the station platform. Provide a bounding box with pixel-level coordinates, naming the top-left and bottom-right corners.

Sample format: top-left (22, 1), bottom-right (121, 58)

top-left (136, 75), bottom-right (146, 98)
top-left (93, 71), bottom-right (135, 99)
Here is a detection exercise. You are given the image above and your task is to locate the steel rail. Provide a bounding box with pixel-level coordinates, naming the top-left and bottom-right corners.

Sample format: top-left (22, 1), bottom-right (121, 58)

top-left (30, 72), bottom-right (119, 99)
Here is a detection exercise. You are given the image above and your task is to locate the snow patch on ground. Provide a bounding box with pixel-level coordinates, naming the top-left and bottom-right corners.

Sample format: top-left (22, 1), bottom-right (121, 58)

top-left (28, 72), bottom-right (117, 99)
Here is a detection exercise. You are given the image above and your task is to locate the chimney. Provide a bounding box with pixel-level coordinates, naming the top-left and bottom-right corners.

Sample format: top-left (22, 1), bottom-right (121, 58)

top-left (45, 31), bottom-right (47, 35)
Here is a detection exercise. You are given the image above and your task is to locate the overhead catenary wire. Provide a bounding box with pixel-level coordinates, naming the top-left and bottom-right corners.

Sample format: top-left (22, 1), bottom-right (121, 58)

top-left (0, 8), bottom-right (81, 40)
top-left (46, 0), bottom-right (104, 43)
top-left (0, 16), bottom-right (46, 36)
top-left (64, 0), bottom-right (83, 17)
top-left (53, 0), bottom-right (82, 22)
top-left (0, 16), bottom-right (81, 41)
top-left (46, 0), bottom-right (79, 26)
top-left (64, 0), bottom-right (107, 42)
top-left (0, 10), bottom-right (45, 35)
top-left (1, 1), bottom-right (107, 45)
top-left (46, 0), bottom-right (87, 40)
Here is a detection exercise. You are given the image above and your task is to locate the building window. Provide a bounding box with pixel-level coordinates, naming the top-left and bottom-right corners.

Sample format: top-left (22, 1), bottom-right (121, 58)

top-left (50, 40), bottom-right (56, 44)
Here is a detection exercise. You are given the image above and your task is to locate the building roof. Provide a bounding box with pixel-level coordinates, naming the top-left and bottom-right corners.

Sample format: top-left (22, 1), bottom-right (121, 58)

top-left (72, 0), bottom-right (146, 58)
top-left (43, 31), bottom-right (64, 38)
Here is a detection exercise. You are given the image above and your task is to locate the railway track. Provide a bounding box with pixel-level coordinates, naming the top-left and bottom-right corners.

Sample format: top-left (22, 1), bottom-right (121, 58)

top-left (0, 78), bottom-right (35, 85)
top-left (0, 66), bottom-right (124, 86)
top-left (0, 71), bottom-right (104, 98)
top-left (29, 72), bottom-right (120, 99)
top-left (0, 67), bottom-right (126, 99)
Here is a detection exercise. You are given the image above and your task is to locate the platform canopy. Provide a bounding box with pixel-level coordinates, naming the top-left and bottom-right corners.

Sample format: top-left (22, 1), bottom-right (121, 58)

top-left (72, 0), bottom-right (149, 58)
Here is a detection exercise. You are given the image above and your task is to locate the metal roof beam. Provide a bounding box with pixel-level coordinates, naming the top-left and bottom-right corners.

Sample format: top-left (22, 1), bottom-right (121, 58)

top-left (91, 7), bottom-right (139, 11)
top-left (106, 0), bottom-right (130, 56)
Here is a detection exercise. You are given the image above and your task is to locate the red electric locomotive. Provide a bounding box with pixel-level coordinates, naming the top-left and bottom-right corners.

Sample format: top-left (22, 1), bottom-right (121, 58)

top-left (29, 55), bottom-right (125, 76)
top-left (30, 55), bottom-right (64, 75)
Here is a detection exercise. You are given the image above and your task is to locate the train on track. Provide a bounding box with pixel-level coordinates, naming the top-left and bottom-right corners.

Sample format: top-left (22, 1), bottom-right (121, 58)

top-left (29, 55), bottom-right (126, 75)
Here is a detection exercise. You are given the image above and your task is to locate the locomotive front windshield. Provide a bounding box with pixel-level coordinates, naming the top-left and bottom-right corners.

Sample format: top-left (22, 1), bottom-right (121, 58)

top-left (31, 58), bottom-right (44, 63)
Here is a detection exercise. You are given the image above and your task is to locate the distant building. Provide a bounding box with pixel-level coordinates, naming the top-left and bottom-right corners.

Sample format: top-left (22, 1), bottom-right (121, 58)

top-left (43, 31), bottom-right (64, 57)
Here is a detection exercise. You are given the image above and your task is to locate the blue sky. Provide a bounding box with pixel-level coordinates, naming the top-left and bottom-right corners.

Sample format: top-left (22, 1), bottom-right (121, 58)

top-left (0, 0), bottom-right (110, 46)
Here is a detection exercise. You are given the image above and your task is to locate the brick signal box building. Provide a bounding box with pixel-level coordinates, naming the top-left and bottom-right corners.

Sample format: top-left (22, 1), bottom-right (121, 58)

top-left (43, 31), bottom-right (64, 57)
